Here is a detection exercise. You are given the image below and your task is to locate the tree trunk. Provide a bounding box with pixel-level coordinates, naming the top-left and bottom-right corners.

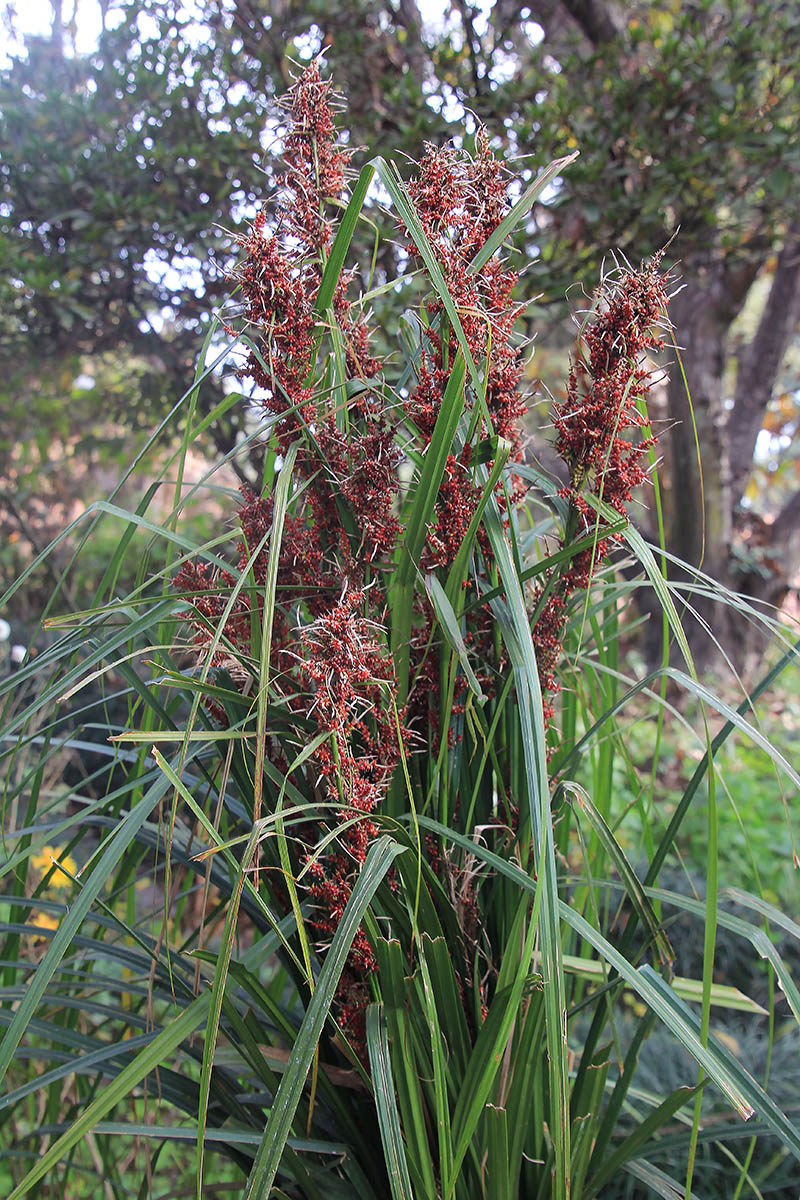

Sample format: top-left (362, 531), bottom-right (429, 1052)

top-left (666, 274), bottom-right (733, 588)
top-left (663, 249), bottom-right (800, 668)
top-left (662, 266), bottom-right (753, 664)
top-left (728, 228), bottom-right (800, 512)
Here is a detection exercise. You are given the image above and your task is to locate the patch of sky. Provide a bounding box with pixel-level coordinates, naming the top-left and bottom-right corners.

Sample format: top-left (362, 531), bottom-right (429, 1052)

top-left (293, 23), bottom-right (324, 60)
top-left (755, 428), bottom-right (795, 466)
top-left (1, 0), bottom-right (111, 62)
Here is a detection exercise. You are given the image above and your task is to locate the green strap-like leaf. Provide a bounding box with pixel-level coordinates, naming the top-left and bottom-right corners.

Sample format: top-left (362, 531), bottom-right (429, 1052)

top-left (390, 352), bottom-right (467, 710)
top-left (415, 816), bottom-right (800, 1165)
top-left (0, 767), bottom-right (181, 1090)
top-left (583, 1085), bottom-right (700, 1198)
top-left (467, 151), bottom-right (579, 275)
top-left (4, 923), bottom-right (284, 1199)
top-left (243, 835), bottom-right (405, 1200)
top-left (370, 158), bottom-right (483, 400)
top-left (316, 163), bottom-right (376, 315)
top-left (480, 487), bottom-right (571, 1200)
top-left (425, 573), bottom-right (485, 701)
top-left (366, 1004), bottom-right (415, 1200)
top-left (622, 1156), bottom-right (702, 1200)
top-left (560, 779), bottom-right (674, 967)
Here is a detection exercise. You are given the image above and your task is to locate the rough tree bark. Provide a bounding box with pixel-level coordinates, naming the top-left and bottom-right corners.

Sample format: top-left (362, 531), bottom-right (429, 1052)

top-left (729, 228), bottom-right (800, 508)
top-left (659, 243), bottom-right (800, 662)
top-left (666, 275), bottom-right (734, 583)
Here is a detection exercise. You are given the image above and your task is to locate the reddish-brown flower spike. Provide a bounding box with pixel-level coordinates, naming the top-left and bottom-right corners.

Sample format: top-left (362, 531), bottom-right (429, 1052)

top-left (232, 60), bottom-right (382, 451)
top-left (402, 131), bottom-right (529, 522)
top-left (553, 254), bottom-right (671, 514)
top-left (533, 254), bottom-right (672, 733)
top-left (398, 131), bottom-right (531, 760)
top-left (295, 586), bottom-right (405, 1053)
top-left (279, 60), bottom-right (351, 252)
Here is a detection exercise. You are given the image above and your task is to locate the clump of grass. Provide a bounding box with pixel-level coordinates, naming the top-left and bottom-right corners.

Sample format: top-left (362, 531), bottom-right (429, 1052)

top-left (1, 60), bottom-right (799, 1200)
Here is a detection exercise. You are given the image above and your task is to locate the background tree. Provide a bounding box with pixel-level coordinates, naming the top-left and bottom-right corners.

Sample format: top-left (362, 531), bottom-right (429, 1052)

top-left (512, 0), bottom-right (800, 649)
top-left (2, 0), bottom-right (798, 652)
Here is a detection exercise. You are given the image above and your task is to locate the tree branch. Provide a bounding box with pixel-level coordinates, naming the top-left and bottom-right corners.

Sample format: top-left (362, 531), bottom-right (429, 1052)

top-left (394, 0), bottom-right (427, 86)
top-left (453, 0), bottom-right (490, 99)
top-left (558, 0), bottom-right (622, 45)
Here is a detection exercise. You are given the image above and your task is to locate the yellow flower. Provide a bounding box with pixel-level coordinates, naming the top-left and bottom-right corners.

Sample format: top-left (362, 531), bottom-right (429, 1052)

top-left (30, 848), bottom-right (53, 872)
top-left (30, 845), bottom-right (77, 888)
top-left (30, 910), bottom-right (60, 933)
top-left (622, 990), bottom-right (647, 1018)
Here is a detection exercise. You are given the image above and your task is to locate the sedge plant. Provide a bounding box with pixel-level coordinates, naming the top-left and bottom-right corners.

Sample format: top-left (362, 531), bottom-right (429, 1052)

top-left (1, 61), bottom-right (800, 1200)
